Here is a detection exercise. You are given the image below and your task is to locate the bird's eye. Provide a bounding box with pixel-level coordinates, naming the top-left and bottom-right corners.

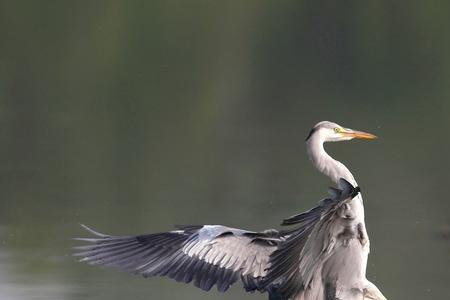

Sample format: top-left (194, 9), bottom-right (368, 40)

top-left (334, 127), bottom-right (341, 133)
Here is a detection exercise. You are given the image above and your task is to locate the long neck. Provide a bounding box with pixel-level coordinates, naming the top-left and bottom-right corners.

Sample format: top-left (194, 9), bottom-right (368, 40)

top-left (306, 136), bottom-right (357, 187)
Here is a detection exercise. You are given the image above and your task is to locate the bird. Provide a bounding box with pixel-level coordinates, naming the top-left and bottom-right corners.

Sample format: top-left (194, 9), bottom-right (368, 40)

top-left (74, 121), bottom-right (387, 300)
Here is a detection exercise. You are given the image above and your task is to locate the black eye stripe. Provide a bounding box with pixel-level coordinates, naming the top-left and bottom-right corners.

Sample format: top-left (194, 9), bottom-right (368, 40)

top-left (305, 127), bottom-right (318, 141)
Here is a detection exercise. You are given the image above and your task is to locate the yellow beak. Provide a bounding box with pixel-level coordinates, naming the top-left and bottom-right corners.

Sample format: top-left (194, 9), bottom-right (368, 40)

top-left (342, 129), bottom-right (378, 140)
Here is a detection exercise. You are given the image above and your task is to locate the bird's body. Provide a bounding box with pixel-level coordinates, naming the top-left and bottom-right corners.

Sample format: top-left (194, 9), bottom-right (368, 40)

top-left (74, 121), bottom-right (386, 300)
top-left (304, 122), bottom-right (371, 299)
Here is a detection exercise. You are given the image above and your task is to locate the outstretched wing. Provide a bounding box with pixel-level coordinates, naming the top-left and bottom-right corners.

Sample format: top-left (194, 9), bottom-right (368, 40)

top-left (263, 178), bottom-right (362, 299)
top-left (74, 224), bottom-right (283, 293)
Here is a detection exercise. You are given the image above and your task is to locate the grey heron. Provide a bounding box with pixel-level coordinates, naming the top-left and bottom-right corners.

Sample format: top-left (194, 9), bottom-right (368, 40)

top-left (74, 121), bottom-right (387, 300)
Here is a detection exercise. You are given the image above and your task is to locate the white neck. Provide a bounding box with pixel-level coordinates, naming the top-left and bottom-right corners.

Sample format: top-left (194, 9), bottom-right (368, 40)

top-left (306, 135), bottom-right (357, 188)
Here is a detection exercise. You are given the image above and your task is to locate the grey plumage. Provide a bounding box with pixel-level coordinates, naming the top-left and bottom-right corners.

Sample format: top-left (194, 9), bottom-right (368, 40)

top-left (74, 179), bottom-right (362, 299)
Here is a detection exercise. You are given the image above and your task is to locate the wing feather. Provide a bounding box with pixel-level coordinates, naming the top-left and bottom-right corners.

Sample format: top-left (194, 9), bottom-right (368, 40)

top-left (74, 224), bottom-right (281, 293)
top-left (262, 178), bottom-right (362, 299)
top-left (74, 179), bottom-right (363, 300)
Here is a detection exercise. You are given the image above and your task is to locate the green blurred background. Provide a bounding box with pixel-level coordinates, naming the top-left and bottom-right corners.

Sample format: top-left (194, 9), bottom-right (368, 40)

top-left (0, 1), bottom-right (449, 299)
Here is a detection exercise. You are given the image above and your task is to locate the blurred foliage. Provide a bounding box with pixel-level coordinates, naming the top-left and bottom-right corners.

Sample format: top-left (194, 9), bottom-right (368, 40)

top-left (0, 1), bottom-right (449, 299)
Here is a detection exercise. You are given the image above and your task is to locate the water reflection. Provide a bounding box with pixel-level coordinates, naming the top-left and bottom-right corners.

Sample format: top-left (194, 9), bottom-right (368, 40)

top-left (0, 230), bottom-right (74, 300)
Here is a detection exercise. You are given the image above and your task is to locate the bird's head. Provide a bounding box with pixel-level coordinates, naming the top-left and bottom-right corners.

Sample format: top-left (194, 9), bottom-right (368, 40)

top-left (306, 121), bottom-right (377, 143)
